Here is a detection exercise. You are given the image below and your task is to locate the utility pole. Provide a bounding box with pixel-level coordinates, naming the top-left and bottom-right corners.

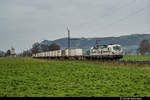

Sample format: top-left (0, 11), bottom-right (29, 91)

top-left (67, 27), bottom-right (71, 56)
top-left (67, 27), bottom-right (70, 49)
top-left (66, 27), bottom-right (81, 56)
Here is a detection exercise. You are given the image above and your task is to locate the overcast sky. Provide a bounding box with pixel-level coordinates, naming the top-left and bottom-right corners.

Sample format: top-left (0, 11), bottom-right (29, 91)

top-left (0, 0), bottom-right (150, 53)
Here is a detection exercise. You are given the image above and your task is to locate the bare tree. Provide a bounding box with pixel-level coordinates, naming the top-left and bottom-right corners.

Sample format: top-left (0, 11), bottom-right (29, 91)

top-left (5, 50), bottom-right (11, 56)
top-left (48, 43), bottom-right (60, 51)
top-left (41, 44), bottom-right (49, 52)
top-left (137, 40), bottom-right (150, 55)
top-left (22, 50), bottom-right (32, 57)
top-left (32, 42), bottom-right (40, 54)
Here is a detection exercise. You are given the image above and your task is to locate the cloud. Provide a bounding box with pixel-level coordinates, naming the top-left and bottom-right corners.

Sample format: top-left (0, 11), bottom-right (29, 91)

top-left (0, 0), bottom-right (149, 52)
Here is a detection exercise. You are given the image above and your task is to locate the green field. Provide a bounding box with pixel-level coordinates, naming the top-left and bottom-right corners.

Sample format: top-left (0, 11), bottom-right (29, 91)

top-left (0, 58), bottom-right (150, 97)
top-left (121, 55), bottom-right (150, 61)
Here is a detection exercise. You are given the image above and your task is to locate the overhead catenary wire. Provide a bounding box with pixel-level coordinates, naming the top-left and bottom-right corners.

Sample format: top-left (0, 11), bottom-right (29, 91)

top-left (99, 0), bottom-right (138, 19)
top-left (78, 0), bottom-right (137, 26)
top-left (95, 4), bottom-right (150, 33)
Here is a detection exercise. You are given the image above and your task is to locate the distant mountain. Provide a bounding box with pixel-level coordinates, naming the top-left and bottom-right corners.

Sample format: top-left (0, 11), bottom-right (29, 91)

top-left (38, 34), bottom-right (150, 54)
top-left (40, 40), bottom-right (52, 45)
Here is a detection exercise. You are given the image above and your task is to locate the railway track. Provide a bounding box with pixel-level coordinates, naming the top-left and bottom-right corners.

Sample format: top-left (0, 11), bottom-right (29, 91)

top-left (107, 60), bottom-right (150, 65)
top-left (35, 57), bottom-right (150, 65)
top-left (33, 54), bottom-right (150, 65)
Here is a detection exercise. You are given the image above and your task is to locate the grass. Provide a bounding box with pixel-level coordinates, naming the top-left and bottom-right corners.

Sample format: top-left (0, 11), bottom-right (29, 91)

top-left (121, 55), bottom-right (150, 61)
top-left (0, 57), bottom-right (150, 97)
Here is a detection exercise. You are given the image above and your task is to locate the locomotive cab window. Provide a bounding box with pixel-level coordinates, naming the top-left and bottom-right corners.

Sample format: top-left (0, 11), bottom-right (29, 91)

top-left (113, 46), bottom-right (121, 51)
top-left (108, 48), bottom-right (111, 51)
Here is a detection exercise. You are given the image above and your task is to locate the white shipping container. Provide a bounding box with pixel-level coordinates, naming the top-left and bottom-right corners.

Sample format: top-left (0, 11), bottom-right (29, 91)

top-left (56, 50), bottom-right (61, 56)
top-left (36, 53), bottom-right (39, 57)
top-left (65, 48), bottom-right (83, 56)
top-left (52, 51), bottom-right (54, 57)
top-left (32, 54), bottom-right (35, 57)
top-left (50, 51), bottom-right (53, 57)
top-left (48, 50), bottom-right (62, 57)
top-left (42, 52), bottom-right (45, 57)
top-left (54, 51), bottom-right (56, 56)
top-left (55, 50), bottom-right (57, 56)
top-left (43, 52), bottom-right (46, 57)
top-left (45, 52), bottom-right (47, 57)
top-left (56, 51), bottom-right (58, 56)
top-left (40, 53), bottom-right (42, 57)
top-left (38, 53), bottom-right (41, 57)
top-left (44, 52), bottom-right (46, 57)
top-left (49, 51), bottom-right (51, 57)
top-left (41, 53), bottom-right (43, 57)
top-left (57, 50), bottom-right (62, 56)
top-left (37, 53), bottom-right (39, 57)
top-left (46, 52), bottom-right (48, 56)
top-left (50, 51), bottom-right (52, 57)
top-left (37, 53), bottom-right (40, 57)
top-left (47, 51), bottom-right (50, 57)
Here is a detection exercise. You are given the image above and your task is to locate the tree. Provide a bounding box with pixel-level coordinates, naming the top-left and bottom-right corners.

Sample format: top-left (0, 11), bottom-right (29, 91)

top-left (137, 40), bottom-right (150, 55)
top-left (22, 50), bottom-right (32, 57)
top-left (48, 43), bottom-right (60, 51)
top-left (5, 50), bottom-right (11, 56)
top-left (41, 44), bottom-right (49, 52)
top-left (32, 42), bottom-right (40, 54)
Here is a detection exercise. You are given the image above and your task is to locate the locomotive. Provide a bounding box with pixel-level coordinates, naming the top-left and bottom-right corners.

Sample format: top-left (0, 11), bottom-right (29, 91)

top-left (32, 43), bottom-right (123, 60)
top-left (90, 44), bottom-right (122, 56)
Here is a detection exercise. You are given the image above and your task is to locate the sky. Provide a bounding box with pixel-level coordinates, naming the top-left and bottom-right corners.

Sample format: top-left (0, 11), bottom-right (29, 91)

top-left (0, 0), bottom-right (150, 53)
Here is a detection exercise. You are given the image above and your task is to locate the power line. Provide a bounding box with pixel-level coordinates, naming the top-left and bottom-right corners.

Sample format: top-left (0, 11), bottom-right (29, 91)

top-left (141, 29), bottom-right (150, 33)
top-left (100, 0), bottom-right (137, 19)
top-left (96, 4), bottom-right (150, 32)
top-left (79, 0), bottom-right (137, 26)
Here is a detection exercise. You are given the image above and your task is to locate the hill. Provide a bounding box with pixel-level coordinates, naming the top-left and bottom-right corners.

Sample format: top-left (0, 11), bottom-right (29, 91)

top-left (39, 34), bottom-right (150, 54)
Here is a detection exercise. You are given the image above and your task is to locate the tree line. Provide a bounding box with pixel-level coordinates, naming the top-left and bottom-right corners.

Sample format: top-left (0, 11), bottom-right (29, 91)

top-left (31, 42), bottom-right (60, 54)
top-left (1, 39), bottom-right (150, 57)
top-left (18, 42), bottom-right (61, 57)
top-left (20, 39), bottom-right (150, 56)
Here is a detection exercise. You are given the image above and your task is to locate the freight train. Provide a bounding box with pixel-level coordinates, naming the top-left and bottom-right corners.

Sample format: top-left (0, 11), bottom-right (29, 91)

top-left (32, 44), bottom-right (123, 60)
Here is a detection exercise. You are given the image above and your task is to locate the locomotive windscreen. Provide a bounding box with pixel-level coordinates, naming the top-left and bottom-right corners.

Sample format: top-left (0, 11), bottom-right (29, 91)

top-left (113, 46), bottom-right (121, 51)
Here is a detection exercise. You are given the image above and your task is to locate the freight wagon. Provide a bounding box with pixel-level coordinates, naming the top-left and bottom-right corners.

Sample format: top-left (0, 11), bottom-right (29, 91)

top-left (33, 44), bottom-right (123, 60)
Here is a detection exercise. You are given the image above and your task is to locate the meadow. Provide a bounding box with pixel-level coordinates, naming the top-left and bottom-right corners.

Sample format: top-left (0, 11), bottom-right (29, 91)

top-left (0, 57), bottom-right (150, 97)
top-left (120, 55), bottom-right (150, 61)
